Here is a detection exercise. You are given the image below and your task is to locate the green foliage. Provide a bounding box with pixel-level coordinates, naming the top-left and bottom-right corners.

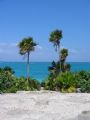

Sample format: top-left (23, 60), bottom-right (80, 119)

top-left (77, 71), bottom-right (90, 81)
top-left (48, 61), bottom-right (60, 77)
top-left (3, 66), bottom-right (15, 74)
top-left (28, 78), bottom-right (40, 90)
top-left (44, 70), bottom-right (90, 93)
top-left (49, 29), bottom-right (62, 51)
top-left (44, 72), bottom-right (77, 92)
top-left (61, 49), bottom-right (68, 59)
top-left (64, 63), bottom-right (71, 72)
top-left (16, 77), bottom-right (40, 91)
top-left (67, 86), bottom-right (76, 93)
top-left (0, 67), bottom-right (16, 92)
top-left (0, 67), bottom-right (90, 93)
top-left (61, 86), bottom-right (76, 93)
top-left (60, 48), bottom-right (70, 72)
top-left (16, 77), bottom-right (28, 91)
top-left (44, 76), bottom-right (57, 90)
top-left (0, 67), bottom-right (40, 93)
top-left (56, 72), bottom-right (77, 90)
top-left (80, 80), bottom-right (90, 93)
top-left (75, 71), bottom-right (90, 92)
top-left (18, 37), bottom-right (37, 55)
top-left (18, 37), bottom-right (37, 80)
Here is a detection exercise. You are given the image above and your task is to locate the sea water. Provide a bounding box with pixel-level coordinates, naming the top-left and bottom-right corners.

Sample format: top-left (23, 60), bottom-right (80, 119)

top-left (0, 62), bottom-right (90, 82)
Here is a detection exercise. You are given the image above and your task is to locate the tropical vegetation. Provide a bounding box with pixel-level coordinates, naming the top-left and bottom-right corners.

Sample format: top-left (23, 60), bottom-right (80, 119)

top-left (18, 37), bottom-right (37, 89)
top-left (0, 66), bottom-right (40, 93)
top-left (0, 29), bottom-right (90, 93)
top-left (43, 29), bottom-right (90, 93)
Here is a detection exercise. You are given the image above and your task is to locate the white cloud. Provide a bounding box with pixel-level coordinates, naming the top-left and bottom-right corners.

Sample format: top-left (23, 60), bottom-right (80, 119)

top-left (0, 42), bottom-right (18, 54)
top-left (69, 48), bottom-right (77, 54)
top-left (0, 42), bottom-right (43, 54)
top-left (61, 45), bottom-right (65, 49)
top-left (60, 45), bottom-right (77, 54)
top-left (36, 45), bottom-right (43, 50)
top-left (0, 42), bottom-right (18, 47)
top-left (0, 42), bottom-right (7, 46)
top-left (10, 43), bottom-right (18, 47)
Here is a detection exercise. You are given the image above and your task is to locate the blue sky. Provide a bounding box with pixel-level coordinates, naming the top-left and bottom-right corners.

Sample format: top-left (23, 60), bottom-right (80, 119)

top-left (0, 0), bottom-right (90, 62)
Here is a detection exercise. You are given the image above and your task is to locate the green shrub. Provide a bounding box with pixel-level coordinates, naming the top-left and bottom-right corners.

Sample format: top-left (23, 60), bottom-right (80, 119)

top-left (6, 86), bottom-right (18, 93)
top-left (76, 71), bottom-right (90, 81)
top-left (15, 77), bottom-right (40, 91)
top-left (56, 72), bottom-right (77, 90)
top-left (79, 80), bottom-right (90, 93)
top-left (0, 70), bottom-right (17, 92)
top-left (44, 75), bottom-right (57, 90)
top-left (0, 67), bottom-right (40, 93)
top-left (28, 78), bottom-right (40, 90)
top-left (44, 72), bottom-right (77, 92)
top-left (75, 71), bottom-right (90, 93)
top-left (61, 86), bottom-right (76, 93)
top-left (16, 77), bottom-right (28, 91)
top-left (67, 86), bottom-right (76, 93)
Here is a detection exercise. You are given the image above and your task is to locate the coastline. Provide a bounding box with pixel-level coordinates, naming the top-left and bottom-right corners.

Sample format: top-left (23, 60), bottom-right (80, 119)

top-left (0, 62), bottom-right (90, 81)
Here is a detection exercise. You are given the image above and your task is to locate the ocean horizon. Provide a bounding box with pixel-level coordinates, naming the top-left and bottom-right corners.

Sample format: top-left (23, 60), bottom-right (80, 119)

top-left (0, 62), bottom-right (90, 81)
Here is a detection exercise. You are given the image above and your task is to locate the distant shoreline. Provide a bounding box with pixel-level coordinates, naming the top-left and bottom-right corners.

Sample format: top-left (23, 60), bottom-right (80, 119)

top-left (0, 61), bottom-right (90, 63)
top-left (0, 62), bottom-right (90, 80)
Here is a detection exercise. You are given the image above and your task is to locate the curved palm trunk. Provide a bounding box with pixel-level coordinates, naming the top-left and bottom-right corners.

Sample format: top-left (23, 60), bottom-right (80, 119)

top-left (27, 52), bottom-right (30, 89)
top-left (61, 60), bottom-right (65, 72)
top-left (58, 44), bottom-right (61, 73)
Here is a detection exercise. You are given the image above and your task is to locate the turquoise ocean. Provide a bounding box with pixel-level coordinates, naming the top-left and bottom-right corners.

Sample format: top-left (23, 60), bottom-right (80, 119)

top-left (0, 62), bottom-right (90, 82)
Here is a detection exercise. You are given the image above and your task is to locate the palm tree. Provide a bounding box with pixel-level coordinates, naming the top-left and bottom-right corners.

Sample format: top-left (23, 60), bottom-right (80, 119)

top-left (18, 37), bottom-right (37, 81)
top-left (48, 61), bottom-right (60, 77)
top-left (64, 63), bottom-right (71, 72)
top-left (49, 29), bottom-right (62, 72)
top-left (61, 48), bottom-right (68, 61)
top-left (60, 48), bottom-right (68, 72)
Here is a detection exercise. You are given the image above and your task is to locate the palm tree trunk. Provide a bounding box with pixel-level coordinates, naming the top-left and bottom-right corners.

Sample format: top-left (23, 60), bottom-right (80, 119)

top-left (27, 52), bottom-right (30, 89)
top-left (58, 44), bottom-right (61, 73)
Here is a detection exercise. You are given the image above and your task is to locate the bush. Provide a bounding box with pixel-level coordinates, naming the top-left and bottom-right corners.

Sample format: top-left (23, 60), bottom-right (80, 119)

top-left (56, 72), bottom-right (77, 91)
top-left (28, 78), bottom-right (40, 90)
top-left (44, 75), bottom-right (57, 90)
top-left (75, 71), bottom-right (90, 92)
top-left (80, 80), bottom-right (90, 93)
top-left (77, 71), bottom-right (90, 80)
top-left (61, 86), bottom-right (76, 93)
top-left (12, 77), bottom-right (40, 91)
top-left (0, 69), bottom-right (17, 92)
top-left (67, 86), bottom-right (76, 93)
top-left (44, 72), bottom-right (77, 92)
top-left (0, 67), bottom-right (40, 93)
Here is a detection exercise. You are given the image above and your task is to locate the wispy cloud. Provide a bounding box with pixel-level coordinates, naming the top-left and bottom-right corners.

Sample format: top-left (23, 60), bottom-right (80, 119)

top-left (10, 43), bottom-right (18, 47)
top-left (36, 45), bottom-right (43, 50)
top-left (0, 42), bottom-right (18, 54)
top-left (0, 42), bottom-right (43, 54)
top-left (0, 42), bottom-right (7, 46)
top-left (60, 45), bottom-right (77, 54)
top-left (69, 48), bottom-right (77, 54)
top-left (0, 42), bottom-right (18, 47)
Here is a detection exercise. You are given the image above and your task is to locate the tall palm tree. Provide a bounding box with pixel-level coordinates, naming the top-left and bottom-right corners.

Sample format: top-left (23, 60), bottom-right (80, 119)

top-left (48, 61), bottom-right (60, 77)
top-left (64, 63), bottom-right (71, 72)
top-left (61, 48), bottom-right (68, 62)
top-left (49, 29), bottom-right (62, 72)
top-left (60, 48), bottom-right (68, 72)
top-left (18, 37), bottom-right (37, 81)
